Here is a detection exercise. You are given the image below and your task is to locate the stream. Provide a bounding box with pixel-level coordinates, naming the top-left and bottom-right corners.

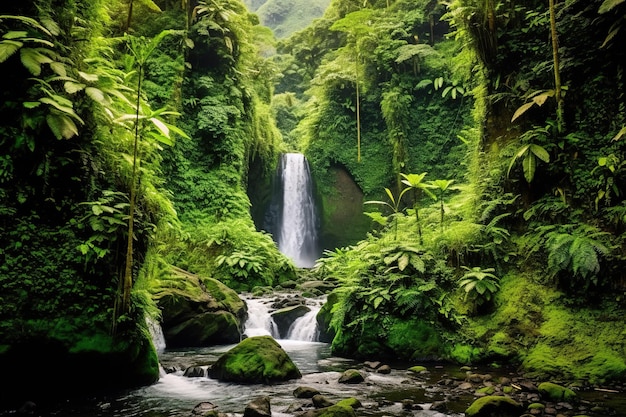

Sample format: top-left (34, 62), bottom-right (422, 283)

top-left (21, 295), bottom-right (626, 417)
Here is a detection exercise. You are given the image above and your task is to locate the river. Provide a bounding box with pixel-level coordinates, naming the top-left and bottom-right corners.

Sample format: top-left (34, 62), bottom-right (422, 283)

top-left (15, 295), bottom-right (626, 417)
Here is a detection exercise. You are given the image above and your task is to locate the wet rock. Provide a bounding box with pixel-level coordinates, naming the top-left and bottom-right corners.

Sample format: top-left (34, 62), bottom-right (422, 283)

top-left (244, 396), bottom-right (271, 417)
top-left (297, 404), bottom-right (356, 417)
top-left (458, 382), bottom-right (474, 390)
top-left (191, 402), bottom-right (220, 416)
top-left (538, 382), bottom-right (578, 402)
top-left (407, 365), bottom-right (427, 374)
top-left (338, 369), bottom-right (364, 384)
top-left (184, 366), bottom-right (205, 377)
top-left (209, 336), bottom-right (301, 383)
top-left (157, 275), bottom-right (246, 347)
top-left (272, 305), bottom-right (311, 338)
top-left (465, 395), bottom-right (523, 417)
top-left (294, 386), bottom-right (321, 399)
top-left (430, 401), bottom-right (450, 412)
top-left (336, 398), bottom-right (361, 409)
top-left (363, 360), bottom-right (381, 369)
top-left (316, 292), bottom-right (338, 343)
top-left (377, 365), bottom-right (392, 374)
top-left (312, 394), bottom-right (334, 408)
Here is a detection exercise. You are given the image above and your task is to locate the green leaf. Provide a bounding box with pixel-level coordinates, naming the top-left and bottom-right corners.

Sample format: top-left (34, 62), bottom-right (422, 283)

top-left (599, 0), bottom-right (625, 13)
top-left (46, 112), bottom-right (79, 139)
top-left (64, 81), bottom-right (86, 94)
top-left (85, 87), bottom-right (106, 103)
top-left (511, 102), bottom-right (535, 122)
top-left (529, 143), bottom-right (550, 163)
top-left (0, 40), bottom-right (23, 62)
top-left (522, 152), bottom-right (536, 183)
top-left (3, 31), bottom-right (28, 40)
top-left (20, 47), bottom-right (52, 76)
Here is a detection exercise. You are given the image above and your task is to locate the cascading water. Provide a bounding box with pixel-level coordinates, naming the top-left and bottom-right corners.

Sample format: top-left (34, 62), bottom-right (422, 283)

top-left (241, 297), bottom-right (279, 338)
top-left (242, 295), bottom-right (322, 342)
top-left (265, 153), bottom-right (320, 268)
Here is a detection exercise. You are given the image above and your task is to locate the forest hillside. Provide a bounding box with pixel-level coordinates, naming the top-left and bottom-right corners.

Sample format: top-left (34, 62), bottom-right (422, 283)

top-left (1, 0), bottom-right (626, 411)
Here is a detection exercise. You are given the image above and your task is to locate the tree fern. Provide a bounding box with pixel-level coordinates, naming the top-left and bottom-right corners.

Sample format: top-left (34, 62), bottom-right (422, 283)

top-left (545, 225), bottom-right (611, 288)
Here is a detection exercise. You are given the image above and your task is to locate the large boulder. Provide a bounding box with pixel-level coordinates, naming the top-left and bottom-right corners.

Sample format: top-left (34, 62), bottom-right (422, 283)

top-left (155, 268), bottom-right (246, 347)
top-left (209, 336), bottom-right (302, 383)
top-left (271, 305), bottom-right (311, 338)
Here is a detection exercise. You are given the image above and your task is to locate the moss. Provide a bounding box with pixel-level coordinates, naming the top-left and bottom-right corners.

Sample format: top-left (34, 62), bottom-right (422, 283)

top-left (448, 343), bottom-right (482, 364)
top-left (336, 398), bottom-right (361, 409)
top-left (386, 318), bottom-right (441, 360)
top-left (408, 365), bottom-right (428, 373)
top-left (522, 304), bottom-right (626, 383)
top-left (462, 273), bottom-right (626, 383)
top-left (465, 395), bottom-right (522, 417)
top-left (209, 336), bottom-right (301, 383)
top-left (538, 382), bottom-right (577, 402)
top-left (476, 386), bottom-right (495, 395)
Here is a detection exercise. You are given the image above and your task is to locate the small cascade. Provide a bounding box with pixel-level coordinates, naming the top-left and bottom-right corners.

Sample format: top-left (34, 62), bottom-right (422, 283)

top-left (286, 310), bottom-right (319, 341)
top-left (147, 316), bottom-right (166, 353)
top-left (265, 153), bottom-right (320, 268)
top-left (242, 297), bottom-right (279, 338)
top-left (242, 295), bottom-right (323, 342)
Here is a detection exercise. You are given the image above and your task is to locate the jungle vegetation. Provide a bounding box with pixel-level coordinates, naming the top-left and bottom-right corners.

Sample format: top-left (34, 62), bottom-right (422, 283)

top-left (1, 0), bottom-right (625, 406)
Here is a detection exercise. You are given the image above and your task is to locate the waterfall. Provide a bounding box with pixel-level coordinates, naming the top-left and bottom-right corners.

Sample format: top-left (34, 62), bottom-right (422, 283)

top-left (266, 153), bottom-right (320, 268)
top-left (147, 316), bottom-right (167, 353)
top-left (286, 310), bottom-right (319, 341)
top-left (242, 295), bottom-right (322, 342)
top-left (242, 297), bottom-right (280, 338)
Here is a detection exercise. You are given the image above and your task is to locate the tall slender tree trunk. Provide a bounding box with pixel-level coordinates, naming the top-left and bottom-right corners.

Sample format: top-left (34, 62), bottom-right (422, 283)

top-left (355, 45), bottom-right (361, 163)
top-left (549, 0), bottom-right (565, 132)
top-left (119, 64), bottom-right (143, 328)
top-left (125, 0), bottom-right (134, 32)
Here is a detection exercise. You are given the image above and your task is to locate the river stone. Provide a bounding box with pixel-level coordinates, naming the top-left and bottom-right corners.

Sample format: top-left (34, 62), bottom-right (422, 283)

top-left (338, 369), bottom-right (364, 384)
top-left (465, 395), bottom-right (523, 417)
top-left (312, 394), bottom-right (334, 408)
top-left (191, 401), bottom-right (222, 417)
top-left (244, 396), bottom-right (271, 417)
top-left (183, 366), bottom-right (205, 378)
top-left (297, 404), bottom-right (356, 417)
top-left (336, 398), bottom-right (361, 409)
top-left (208, 336), bottom-right (302, 383)
top-left (271, 305), bottom-right (311, 338)
top-left (294, 386), bottom-right (321, 398)
top-left (538, 382), bottom-right (578, 402)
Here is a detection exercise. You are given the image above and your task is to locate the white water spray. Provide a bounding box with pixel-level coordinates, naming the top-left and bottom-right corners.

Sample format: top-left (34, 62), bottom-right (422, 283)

top-left (275, 153), bottom-right (320, 268)
top-left (242, 297), bottom-right (280, 338)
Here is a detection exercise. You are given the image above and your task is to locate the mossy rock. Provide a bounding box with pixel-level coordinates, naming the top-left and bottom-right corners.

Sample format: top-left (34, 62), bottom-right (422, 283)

top-left (336, 398), bottom-right (361, 409)
top-left (537, 382), bottom-right (577, 402)
top-left (476, 386), bottom-right (495, 395)
top-left (338, 369), bottom-right (364, 384)
top-left (299, 404), bottom-right (356, 417)
top-left (209, 336), bottom-right (301, 383)
top-left (408, 365), bottom-right (428, 374)
top-left (316, 291), bottom-right (338, 343)
top-left (465, 395), bottom-right (522, 417)
top-left (271, 305), bottom-right (310, 338)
